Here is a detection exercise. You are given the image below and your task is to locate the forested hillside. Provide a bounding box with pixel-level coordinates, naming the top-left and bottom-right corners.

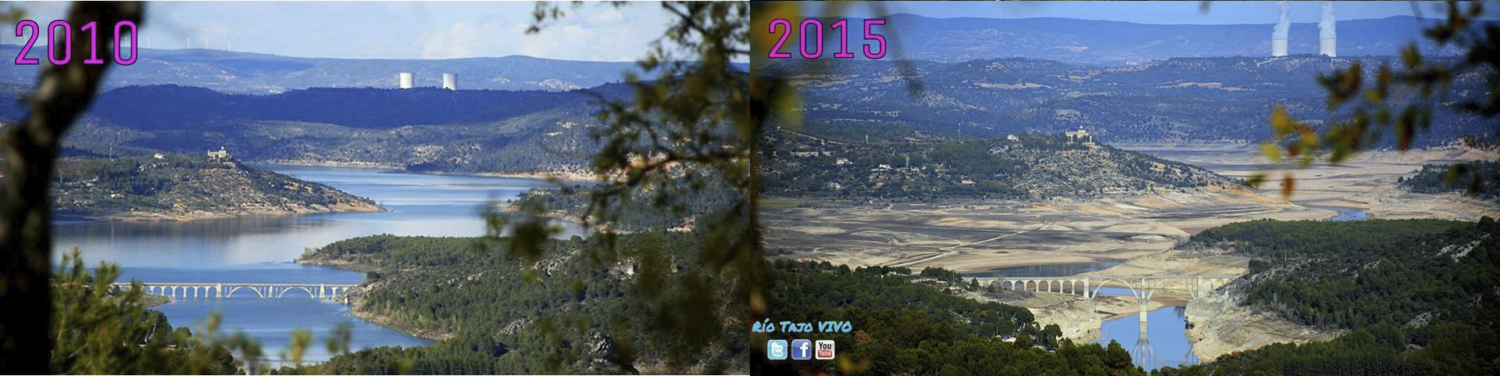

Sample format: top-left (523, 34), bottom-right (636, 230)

top-left (763, 131), bottom-right (1239, 200)
top-left (761, 260), bottom-right (1148, 375)
top-left (759, 56), bottom-right (1494, 145)
top-left (0, 85), bottom-right (625, 174)
top-left (1401, 160), bottom-right (1500, 200)
top-left (47, 154), bottom-right (379, 220)
top-left (301, 232), bottom-right (745, 374)
top-left (1178, 219), bottom-right (1500, 375)
top-left (79, 85), bottom-right (609, 130)
top-left (0, 48), bottom-right (639, 93)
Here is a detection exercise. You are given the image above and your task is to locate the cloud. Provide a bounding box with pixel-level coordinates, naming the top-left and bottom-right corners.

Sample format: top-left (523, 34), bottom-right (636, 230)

top-left (416, 5), bottom-right (667, 61)
top-left (420, 21), bottom-right (485, 59)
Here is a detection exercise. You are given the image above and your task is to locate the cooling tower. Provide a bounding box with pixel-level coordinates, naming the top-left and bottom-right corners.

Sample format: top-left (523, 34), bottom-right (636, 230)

top-left (1319, 2), bottom-right (1336, 57)
top-left (442, 73), bottom-right (456, 90)
top-left (1272, 1), bottom-right (1290, 57)
top-left (398, 72), bottom-right (413, 89)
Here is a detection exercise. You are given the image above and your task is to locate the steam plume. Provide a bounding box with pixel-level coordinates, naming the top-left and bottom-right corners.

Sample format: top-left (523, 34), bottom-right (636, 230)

top-left (1320, 2), bottom-right (1336, 39)
top-left (1273, 1), bottom-right (1291, 39)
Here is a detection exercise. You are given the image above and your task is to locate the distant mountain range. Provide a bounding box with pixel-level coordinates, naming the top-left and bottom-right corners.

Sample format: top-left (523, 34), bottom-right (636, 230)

top-left (0, 84), bottom-right (624, 174)
top-left (0, 47), bottom-right (641, 93)
top-left (1, 14), bottom-right (1491, 175)
top-left (840, 15), bottom-right (1477, 66)
top-left (759, 55), bottom-right (1495, 144)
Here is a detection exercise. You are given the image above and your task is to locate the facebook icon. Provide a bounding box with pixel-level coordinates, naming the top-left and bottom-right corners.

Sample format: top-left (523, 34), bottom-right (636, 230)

top-left (790, 339), bottom-right (812, 360)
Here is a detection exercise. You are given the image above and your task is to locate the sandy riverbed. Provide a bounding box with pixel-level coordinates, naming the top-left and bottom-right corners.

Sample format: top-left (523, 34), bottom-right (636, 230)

top-left (766, 145), bottom-right (1500, 358)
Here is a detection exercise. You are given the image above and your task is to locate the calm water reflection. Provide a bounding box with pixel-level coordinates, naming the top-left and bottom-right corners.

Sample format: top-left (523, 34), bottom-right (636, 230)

top-left (1095, 302), bottom-right (1197, 371)
top-left (55, 165), bottom-right (578, 362)
top-left (1316, 206), bottom-right (1368, 221)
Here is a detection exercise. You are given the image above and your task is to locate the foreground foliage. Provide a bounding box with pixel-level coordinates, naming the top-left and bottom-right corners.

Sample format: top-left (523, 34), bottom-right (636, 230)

top-left (1180, 218), bottom-right (1500, 375)
top-left (761, 260), bottom-right (1147, 376)
top-left (51, 250), bottom-right (239, 374)
top-left (306, 231), bottom-right (745, 374)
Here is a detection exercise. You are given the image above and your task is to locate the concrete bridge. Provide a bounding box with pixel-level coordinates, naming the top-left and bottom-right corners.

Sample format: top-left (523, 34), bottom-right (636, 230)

top-left (984, 275), bottom-right (1230, 368)
top-left (112, 282), bottom-right (359, 302)
top-left (982, 275), bottom-right (1237, 300)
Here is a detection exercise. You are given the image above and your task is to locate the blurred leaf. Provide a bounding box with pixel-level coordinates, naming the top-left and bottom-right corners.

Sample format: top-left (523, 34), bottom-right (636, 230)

top-left (1281, 174), bottom-right (1296, 199)
top-left (1245, 173), bottom-right (1267, 189)
top-left (1270, 106), bottom-right (1295, 140)
top-left (1260, 143), bottom-right (1283, 164)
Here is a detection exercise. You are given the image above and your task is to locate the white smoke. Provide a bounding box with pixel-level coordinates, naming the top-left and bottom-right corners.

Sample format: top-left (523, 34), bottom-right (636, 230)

top-left (1273, 1), bottom-right (1291, 39)
top-left (1320, 1), bottom-right (1336, 39)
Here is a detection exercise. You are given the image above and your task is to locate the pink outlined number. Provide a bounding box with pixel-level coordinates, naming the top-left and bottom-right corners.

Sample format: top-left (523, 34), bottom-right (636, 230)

top-left (114, 21), bottom-right (138, 65)
top-left (47, 20), bottom-right (72, 65)
top-left (799, 19), bottom-right (822, 59)
top-left (81, 22), bottom-right (105, 64)
top-left (766, 18), bottom-right (887, 60)
top-left (12, 20), bottom-right (137, 66)
top-left (13, 20), bottom-right (39, 65)
top-left (768, 19), bottom-right (792, 59)
top-left (863, 19), bottom-right (887, 59)
top-left (831, 20), bottom-right (855, 59)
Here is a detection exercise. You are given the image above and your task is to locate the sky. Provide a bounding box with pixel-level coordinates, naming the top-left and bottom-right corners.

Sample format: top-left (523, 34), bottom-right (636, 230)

top-left (1, 2), bottom-right (677, 61)
top-left (5, 2), bottom-right (1493, 61)
top-left (822, 1), bottom-right (1499, 24)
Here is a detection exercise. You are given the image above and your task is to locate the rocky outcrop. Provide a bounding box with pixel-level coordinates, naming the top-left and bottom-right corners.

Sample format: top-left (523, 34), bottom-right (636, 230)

top-left (52, 154), bottom-right (382, 221)
top-left (1184, 279), bottom-right (1340, 362)
top-left (964, 289), bottom-right (1102, 343)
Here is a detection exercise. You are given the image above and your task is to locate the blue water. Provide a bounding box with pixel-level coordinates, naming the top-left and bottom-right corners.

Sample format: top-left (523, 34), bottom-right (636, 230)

top-left (1297, 202), bottom-right (1369, 222)
top-left (1096, 305), bottom-right (1197, 371)
top-left (1324, 207), bottom-right (1368, 221)
top-left (54, 165), bottom-right (578, 363)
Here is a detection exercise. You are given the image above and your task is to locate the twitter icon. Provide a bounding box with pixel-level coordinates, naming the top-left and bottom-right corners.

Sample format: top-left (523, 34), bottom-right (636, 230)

top-left (767, 340), bottom-right (788, 360)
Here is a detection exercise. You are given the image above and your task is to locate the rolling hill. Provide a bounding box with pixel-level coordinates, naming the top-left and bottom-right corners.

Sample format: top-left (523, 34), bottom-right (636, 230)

top-left (812, 15), bottom-right (1478, 66)
top-left (759, 55), bottom-right (1496, 145)
top-left (0, 47), bottom-right (640, 93)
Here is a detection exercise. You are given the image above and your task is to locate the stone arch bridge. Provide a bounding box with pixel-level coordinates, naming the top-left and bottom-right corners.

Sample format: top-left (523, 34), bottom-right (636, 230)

top-left (112, 282), bottom-right (358, 302)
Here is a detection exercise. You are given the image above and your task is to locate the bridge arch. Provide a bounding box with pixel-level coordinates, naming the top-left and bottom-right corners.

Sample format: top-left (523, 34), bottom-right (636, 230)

top-left (276, 286), bottom-right (317, 299)
top-left (225, 286), bottom-right (266, 299)
top-left (1089, 278), bottom-right (1140, 299)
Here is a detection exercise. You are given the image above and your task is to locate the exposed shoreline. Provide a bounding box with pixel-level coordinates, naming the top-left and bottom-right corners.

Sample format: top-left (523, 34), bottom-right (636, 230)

top-left (259, 159), bottom-right (602, 184)
top-left (58, 202), bottom-right (385, 223)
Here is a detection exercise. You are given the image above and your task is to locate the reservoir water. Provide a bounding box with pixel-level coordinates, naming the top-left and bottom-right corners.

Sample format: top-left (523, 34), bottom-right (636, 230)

top-left (1092, 287), bottom-right (1195, 371)
top-left (53, 165), bottom-right (577, 363)
top-left (1089, 205), bottom-right (1371, 370)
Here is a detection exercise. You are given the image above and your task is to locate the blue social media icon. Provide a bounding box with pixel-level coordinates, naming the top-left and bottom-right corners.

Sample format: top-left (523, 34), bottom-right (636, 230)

top-left (767, 340), bottom-right (788, 360)
top-left (791, 339), bottom-right (812, 360)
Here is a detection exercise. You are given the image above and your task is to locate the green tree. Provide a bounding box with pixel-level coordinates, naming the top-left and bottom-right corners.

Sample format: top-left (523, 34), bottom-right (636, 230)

top-left (477, 2), bottom-right (759, 373)
top-left (0, 3), bottom-right (144, 372)
top-left (50, 249), bottom-right (241, 374)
